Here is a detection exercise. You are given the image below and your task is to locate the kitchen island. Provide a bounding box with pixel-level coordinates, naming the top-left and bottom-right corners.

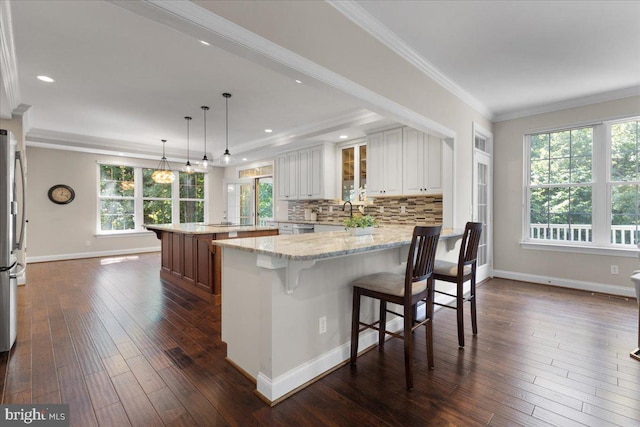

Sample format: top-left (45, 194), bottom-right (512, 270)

top-left (145, 223), bottom-right (278, 304)
top-left (213, 225), bottom-right (462, 404)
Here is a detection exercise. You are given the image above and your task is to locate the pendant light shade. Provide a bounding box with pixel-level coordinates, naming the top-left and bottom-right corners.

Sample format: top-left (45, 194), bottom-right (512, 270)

top-left (183, 116), bottom-right (193, 174)
top-left (221, 92), bottom-right (233, 165)
top-left (201, 106), bottom-right (209, 168)
top-left (151, 139), bottom-right (175, 184)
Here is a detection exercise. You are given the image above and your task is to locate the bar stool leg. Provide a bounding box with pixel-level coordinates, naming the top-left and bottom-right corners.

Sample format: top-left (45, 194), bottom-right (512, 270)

top-left (350, 289), bottom-right (361, 364)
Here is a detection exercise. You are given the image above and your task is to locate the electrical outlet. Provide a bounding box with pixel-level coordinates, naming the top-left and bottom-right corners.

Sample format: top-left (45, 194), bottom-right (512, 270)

top-left (329, 206), bottom-right (333, 213)
top-left (319, 316), bottom-right (327, 334)
top-left (379, 206), bottom-right (384, 213)
top-left (610, 265), bottom-right (619, 275)
top-left (319, 207), bottom-right (322, 213)
top-left (400, 205), bottom-right (406, 214)
top-left (85, 240), bottom-right (91, 247)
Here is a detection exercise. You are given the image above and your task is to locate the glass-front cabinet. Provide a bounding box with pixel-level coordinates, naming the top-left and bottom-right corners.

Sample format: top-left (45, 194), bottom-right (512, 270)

top-left (340, 140), bottom-right (367, 203)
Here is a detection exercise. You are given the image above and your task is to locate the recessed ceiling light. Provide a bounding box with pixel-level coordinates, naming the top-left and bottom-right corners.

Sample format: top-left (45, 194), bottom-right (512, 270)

top-left (242, 158), bottom-right (248, 161)
top-left (295, 79), bottom-right (302, 84)
top-left (265, 129), bottom-right (273, 133)
top-left (339, 135), bottom-right (348, 139)
top-left (200, 40), bottom-right (210, 46)
top-left (37, 75), bottom-right (54, 83)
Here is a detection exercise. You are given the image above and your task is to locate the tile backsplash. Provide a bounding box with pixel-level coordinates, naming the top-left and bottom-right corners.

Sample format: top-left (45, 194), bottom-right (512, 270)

top-left (288, 195), bottom-right (442, 225)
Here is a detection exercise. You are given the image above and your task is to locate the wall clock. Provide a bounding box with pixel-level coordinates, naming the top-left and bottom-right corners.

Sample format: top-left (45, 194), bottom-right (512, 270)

top-left (48, 184), bottom-right (75, 205)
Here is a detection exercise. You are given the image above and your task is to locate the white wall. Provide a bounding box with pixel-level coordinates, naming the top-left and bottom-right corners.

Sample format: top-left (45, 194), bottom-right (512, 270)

top-left (494, 95), bottom-right (640, 296)
top-left (25, 146), bottom-right (226, 261)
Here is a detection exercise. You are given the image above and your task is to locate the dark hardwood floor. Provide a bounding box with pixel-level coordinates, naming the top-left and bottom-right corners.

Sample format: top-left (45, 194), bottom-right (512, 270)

top-left (1, 252), bottom-right (639, 426)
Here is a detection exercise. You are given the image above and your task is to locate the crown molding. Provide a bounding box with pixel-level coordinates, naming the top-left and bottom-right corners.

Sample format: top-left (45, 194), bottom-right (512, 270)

top-left (0, 0), bottom-right (20, 117)
top-left (493, 86), bottom-right (640, 122)
top-left (114, 0), bottom-right (455, 140)
top-left (327, 0), bottom-right (494, 121)
top-left (25, 128), bottom-right (190, 162)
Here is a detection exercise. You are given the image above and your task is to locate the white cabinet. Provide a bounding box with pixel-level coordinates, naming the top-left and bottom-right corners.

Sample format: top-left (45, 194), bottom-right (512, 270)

top-left (402, 128), bottom-right (442, 195)
top-left (276, 151), bottom-right (298, 200)
top-left (299, 146), bottom-right (323, 199)
top-left (276, 144), bottom-right (335, 201)
top-left (366, 128), bottom-right (403, 196)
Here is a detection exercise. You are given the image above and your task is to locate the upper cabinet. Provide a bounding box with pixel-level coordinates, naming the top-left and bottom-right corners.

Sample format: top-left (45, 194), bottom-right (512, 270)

top-left (366, 128), bottom-right (403, 196)
top-left (276, 151), bottom-right (299, 200)
top-left (402, 128), bottom-right (442, 195)
top-left (276, 143), bottom-right (335, 201)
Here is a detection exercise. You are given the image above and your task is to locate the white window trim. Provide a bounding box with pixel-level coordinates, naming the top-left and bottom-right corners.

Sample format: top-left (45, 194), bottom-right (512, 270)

top-left (96, 163), bottom-right (208, 235)
top-left (521, 116), bottom-right (640, 257)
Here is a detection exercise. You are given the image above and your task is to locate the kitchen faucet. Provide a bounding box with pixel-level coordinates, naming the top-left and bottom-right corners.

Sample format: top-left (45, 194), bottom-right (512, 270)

top-left (343, 201), bottom-right (353, 218)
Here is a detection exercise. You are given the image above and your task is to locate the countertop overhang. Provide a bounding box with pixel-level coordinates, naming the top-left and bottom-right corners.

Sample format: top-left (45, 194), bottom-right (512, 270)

top-left (213, 225), bottom-right (463, 261)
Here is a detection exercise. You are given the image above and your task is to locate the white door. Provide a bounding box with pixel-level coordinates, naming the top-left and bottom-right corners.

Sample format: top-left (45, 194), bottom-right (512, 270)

top-left (472, 124), bottom-right (493, 282)
top-left (226, 181), bottom-right (254, 225)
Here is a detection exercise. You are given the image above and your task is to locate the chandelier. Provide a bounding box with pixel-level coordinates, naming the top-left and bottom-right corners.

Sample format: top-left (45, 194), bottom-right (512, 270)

top-left (151, 139), bottom-right (175, 183)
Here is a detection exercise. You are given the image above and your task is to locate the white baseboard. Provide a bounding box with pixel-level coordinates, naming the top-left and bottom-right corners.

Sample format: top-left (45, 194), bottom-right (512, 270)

top-left (255, 300), bottom-right (447, 403)
top-left (256, 314), bottom-right (405, 403)
top-left (493, 269), bottom-right (637, 298)
top-left (27, 247), bottom-right (160, 263)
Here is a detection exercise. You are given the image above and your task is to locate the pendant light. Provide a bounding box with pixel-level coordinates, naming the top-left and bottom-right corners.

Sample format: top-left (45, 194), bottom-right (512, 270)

top-left (183, 116), bottom-right (193, 173)
top-left (201, 105), bottom-right (210, 168)
top-left (222, 92), bottom-right (232, 165)
top-left (151, 139), bottom-right (175, 183)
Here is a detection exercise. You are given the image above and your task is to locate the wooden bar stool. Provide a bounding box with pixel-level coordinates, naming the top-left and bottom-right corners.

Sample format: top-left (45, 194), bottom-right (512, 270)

top-left (433, 222), bottom-right (483, 348)
top-left (350, 225), bottom-right (441, 390)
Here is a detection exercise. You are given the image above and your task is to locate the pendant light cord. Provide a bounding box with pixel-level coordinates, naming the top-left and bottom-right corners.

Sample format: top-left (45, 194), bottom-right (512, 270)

top-left (201, 106), bottom-right (209, 162)
top-left (225, 96), bottom-right (229, 152)
top-left (185, 116), bottom-right (192, 163)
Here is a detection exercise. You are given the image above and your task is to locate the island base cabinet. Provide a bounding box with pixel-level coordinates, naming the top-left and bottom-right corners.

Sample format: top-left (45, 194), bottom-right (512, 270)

top-left (158, 231), bottom-right (217, 303)
top-left (154, 228), bottom-right (278, 305)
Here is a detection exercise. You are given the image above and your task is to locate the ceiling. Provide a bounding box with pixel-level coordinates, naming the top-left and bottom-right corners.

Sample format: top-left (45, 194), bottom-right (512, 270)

top-left (3, 0), bottom-right (639, 165)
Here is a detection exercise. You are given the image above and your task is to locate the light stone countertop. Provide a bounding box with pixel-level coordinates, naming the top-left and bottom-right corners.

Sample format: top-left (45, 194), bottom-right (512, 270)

top-left (212, 225), bottom-right (463, 261)
top-left (144, 223), bottom-right (279, 235)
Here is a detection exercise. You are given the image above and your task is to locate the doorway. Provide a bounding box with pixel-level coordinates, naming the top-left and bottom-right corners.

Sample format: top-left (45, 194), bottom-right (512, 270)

top-left (472, 123), bottom-right (493, 282)
top-left (226, 176), bottom-right (273, 226)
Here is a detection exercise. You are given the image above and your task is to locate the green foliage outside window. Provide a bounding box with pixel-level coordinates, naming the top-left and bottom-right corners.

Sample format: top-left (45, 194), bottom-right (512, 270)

top-left (529, 128), bottom-right (593, 241)
top-left (179, 172), bottom-right (205, 223)
top-left (180, 172), bottom-right (205, 199)
top-left (100, 165), bottom-right (134, 197)
top-left (100, 199), bottom-right (135, 231)
top-left (100, 165), bottom-right (135, 231)
top-left (143, 168), bottom-right (172, 198)
top-left (610, 120), bottom-right (640, 244)
top-left (142, 168), bottom-right (172, 224)
top-left (180, 201), bottom-right (204, 223)
top-left (258, 181), bottom-right (273, 220)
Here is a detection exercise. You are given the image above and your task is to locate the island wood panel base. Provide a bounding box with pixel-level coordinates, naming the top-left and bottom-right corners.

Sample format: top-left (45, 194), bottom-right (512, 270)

top-left (154, 228), bottom-right (278, 304)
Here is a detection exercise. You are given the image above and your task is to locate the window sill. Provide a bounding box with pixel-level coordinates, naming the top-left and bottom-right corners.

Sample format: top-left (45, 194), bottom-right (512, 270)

top-left (520, 240), bottom-right (639, 258)
top-left (95, 231), bottom-right (155, 238)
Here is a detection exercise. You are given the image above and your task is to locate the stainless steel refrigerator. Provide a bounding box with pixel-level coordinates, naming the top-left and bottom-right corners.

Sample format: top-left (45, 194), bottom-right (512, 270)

top-left (1, 129), bottom-right (26, 352)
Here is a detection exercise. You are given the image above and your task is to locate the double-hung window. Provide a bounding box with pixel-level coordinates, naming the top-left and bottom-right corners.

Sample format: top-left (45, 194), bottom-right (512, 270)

top-left (142, 168), bottom-right (173, 225)
top-left (524, 117), bottom-right (640, 252)
top-left (179, 172), bottom-right (205, 223)
top-left (99, 165), bottom-right (136, 231)
top-left (98, 163), bottom-right (206, 234)
top-left (610, 119), bottom-right (640, 244)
